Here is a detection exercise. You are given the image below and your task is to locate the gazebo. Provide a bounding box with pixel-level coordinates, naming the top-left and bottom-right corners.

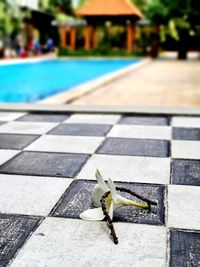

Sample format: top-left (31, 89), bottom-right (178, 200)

top-left (56, 14), bottom-right (85, 50)
top-left (76, 0), bottom-right (143, 52)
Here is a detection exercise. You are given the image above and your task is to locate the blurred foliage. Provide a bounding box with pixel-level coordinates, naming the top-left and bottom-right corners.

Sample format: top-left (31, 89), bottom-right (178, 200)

top-left (1, 0), bottom-right (199, 57)
top-left (0, 0), bottom-right (30, 38)
top-left (195, 25), bottom-right (200, 36)
top-left (131, 0), bottom-right (148, 12)
top-left (55, 13), bottom-right (75, 23)
top-left (40, 0), bottom-right (75, 26)
top-left (78, 0), bottom-right (88, 7)
top-left (97, 25), bottom-right (126, 50)
top-left (58, 47), bottom-right (147, 57)
top-left (41, 0), bottom-right (73, 15)
top-left (145, 0), bottom-right (200, 33)
top-left (144, 0), bottom-right (200, 58)
top-left (145, 0), bottom-right (168, 24)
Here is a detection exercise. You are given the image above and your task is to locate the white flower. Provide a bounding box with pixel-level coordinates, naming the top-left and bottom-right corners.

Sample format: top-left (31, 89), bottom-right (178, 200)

top-left (80, 169), bottom-right (149, 221)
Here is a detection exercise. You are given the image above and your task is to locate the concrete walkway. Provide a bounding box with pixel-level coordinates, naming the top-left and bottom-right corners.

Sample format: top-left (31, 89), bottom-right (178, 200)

top-left (72, 57), bottom-right (200, 107)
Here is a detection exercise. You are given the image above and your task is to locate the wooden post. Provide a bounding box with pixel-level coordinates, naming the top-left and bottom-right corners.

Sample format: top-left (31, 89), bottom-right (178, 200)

top-left (126, 24), bottom-right (135, 52)
top-left (92, 26), bottom-right (98, 49)
top-left (70, 27), bottom-right (76, 50)
top-left (84, 25), bottom-right (91, 50)
top-left (127, 24), bottom-right (132, 52)
top-left (59, 26), bottom-right (67, 48)
top-left (132, 25), bottom-right (136, 51)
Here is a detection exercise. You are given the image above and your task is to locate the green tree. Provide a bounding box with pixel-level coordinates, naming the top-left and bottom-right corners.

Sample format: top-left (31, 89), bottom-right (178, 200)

top-left (145, 0), bottom-right (200, 59)
top-left (145, 0), bottom-right (168, 24)
top-left (131, 0), bottom-right (148, 12)
top-left (0, 1), bottom-right (29, 40)
top-left (79, 0), bottom-right (87, 7)
top-left (42, 0), bottom-right (73, 15)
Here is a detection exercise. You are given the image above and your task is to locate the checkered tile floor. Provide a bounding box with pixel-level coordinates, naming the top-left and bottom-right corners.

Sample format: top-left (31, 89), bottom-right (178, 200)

top-left (0, 111), bottom-right (199, 267)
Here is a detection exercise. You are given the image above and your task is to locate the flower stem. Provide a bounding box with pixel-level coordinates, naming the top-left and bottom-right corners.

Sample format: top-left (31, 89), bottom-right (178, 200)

top-left (116, 187), bottom-right (157, 211)
top-left (101, 191), bottom-right (118, 245)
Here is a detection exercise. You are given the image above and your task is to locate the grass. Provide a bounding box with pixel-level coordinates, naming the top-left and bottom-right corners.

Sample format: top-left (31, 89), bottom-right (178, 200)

top-left (58, 48), bottom-right (148, 58)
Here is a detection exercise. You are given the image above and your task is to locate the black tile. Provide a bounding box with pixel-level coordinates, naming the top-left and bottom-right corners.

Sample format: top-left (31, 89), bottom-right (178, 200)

top-left (51, 180), bottom-right (165, 225)
top-left (170, 229), bottom-right (200, 267)
top-left (17, 113), bottom-right (69, 122)
top-left (97, 138), bottom-right (169, 157)
top-left (0, 213), bottom-right (41, 267)
top-left (0, 134), bottom-right (39, 150)
top-left (173, 127), bottom-right (200, 140)
top-left (119, 116), bottom-right (169, 126)
top-left (171, 159), bottom-right (200, 186)
top-left (0, 151), bottom-right (89, 178)
top-left (48, 123), bottom-right (112, 136)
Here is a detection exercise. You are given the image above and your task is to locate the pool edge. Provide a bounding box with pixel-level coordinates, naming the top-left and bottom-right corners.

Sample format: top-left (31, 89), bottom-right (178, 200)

top-left (38, 58), bottom-right (151, 105)
top-left (0, 104), bottom-right (200, 116)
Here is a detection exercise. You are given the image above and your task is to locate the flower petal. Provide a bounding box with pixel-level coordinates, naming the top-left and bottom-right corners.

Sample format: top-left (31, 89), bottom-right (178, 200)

top-left (92, 185), bottom-right (107, 207)
top-left (108, 178), bottom-right (117, 202)
top-left (108, 201), bottom-right (114, 220)
top-left (95, 169), bottom-right (109, 192)
top-left (116, 195), bottom-right (149, 209)
top-left (80, 207), bottom-right (105, 221)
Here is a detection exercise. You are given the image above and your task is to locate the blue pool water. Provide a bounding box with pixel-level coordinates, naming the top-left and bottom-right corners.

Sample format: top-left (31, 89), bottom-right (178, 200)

top-left (0, 59), bottom-right (140, 103)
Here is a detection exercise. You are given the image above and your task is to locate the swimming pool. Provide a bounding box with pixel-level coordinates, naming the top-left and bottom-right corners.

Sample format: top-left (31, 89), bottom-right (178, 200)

top-left (0, 59), bottom-right (140, 103)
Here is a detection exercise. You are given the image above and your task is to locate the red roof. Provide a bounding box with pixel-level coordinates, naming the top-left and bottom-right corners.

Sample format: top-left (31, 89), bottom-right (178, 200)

top-left (76, 0), bottom-right (143, 18)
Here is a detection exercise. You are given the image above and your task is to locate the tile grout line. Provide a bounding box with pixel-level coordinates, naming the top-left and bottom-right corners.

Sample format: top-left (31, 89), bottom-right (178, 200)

top-left (167, 116), bottom-right (172, 267)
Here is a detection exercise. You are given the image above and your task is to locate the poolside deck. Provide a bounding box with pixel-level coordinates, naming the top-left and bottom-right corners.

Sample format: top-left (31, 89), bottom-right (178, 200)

top-left (0, 106), bottom-right (199, 267)
top-left (71, 55), bottom-right (200, 107)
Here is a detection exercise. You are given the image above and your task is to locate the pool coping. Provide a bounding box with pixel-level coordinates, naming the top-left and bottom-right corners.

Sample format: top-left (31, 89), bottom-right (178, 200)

top-left (39, 58), bottom-right (151, 105)
top-left (0, 103), bottom-right (200, 116)
top-left (0, 55), bottom-right (56, 65)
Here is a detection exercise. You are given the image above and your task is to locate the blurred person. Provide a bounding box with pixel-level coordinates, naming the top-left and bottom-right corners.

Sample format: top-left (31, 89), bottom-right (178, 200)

top-left (4, 48), bottom-right (11, 58)
top-left (19, 46), bottom-right (27, 58)
top-left (27, 36), bottom-right (34, 56)
top-left (47, 37), bottom-right (54, 52)
top-left (33, 28), bottom-right (41, 55)
top-left (34, 40), bottom-right (41, 55)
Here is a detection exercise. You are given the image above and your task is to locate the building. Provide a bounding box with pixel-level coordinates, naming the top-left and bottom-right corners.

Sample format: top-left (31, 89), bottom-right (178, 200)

top-left (76, 0), bottom-right (143, 52)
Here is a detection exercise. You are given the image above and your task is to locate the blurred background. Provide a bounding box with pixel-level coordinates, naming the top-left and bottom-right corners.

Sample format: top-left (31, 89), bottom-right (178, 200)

top-left (1, 0), bottom-right (200, 58)
top-left (0, 0), bottom-right (199, 107)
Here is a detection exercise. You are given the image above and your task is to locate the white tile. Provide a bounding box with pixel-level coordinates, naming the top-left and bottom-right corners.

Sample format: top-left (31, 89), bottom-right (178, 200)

top-left (0, 149), bottom-right (19, 165)
top-left (0, 121), bottom-right (58, 135)
top-left (11, 218), bottom-right (166, 267)
top-left (168, 185), bottom-right (200, 230)
top-left (0, 112), bottom-right (26, 121)
top-left (25, 135), bottom-right (104, 154)
top-left (172, 116), bottom-right (200, 128)
top-left (76, 154), bottom-right (170, 184)
top-left (108, 125), bottom-right (171, 140)
top-left (64, 114), bottom-right (121, 124)
top-left (172, 140), bottom-right (200, 159)
top-left (0, 174), bottom-right (72, 216)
